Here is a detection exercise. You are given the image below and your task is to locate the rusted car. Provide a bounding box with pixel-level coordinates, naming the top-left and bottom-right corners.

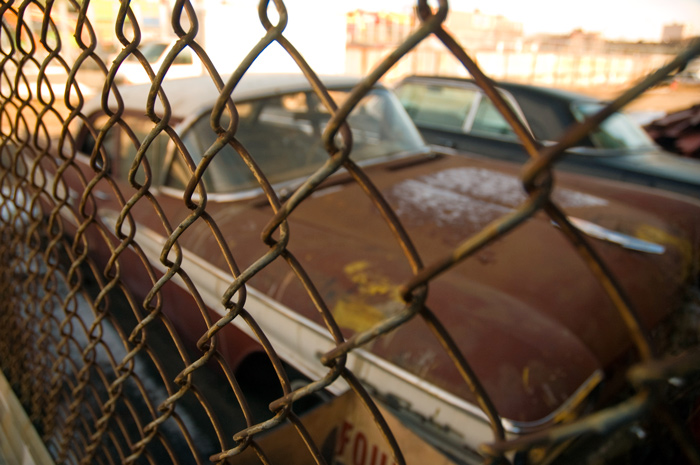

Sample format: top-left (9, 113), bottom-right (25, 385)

top-left (394, 75), bottom-right (700, 198)
top-left (42, 74), bottom-right (700, 460)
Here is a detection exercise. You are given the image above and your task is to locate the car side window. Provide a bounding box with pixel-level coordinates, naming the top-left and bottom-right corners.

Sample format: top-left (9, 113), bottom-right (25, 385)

top-left (396, 82), bottom-right (477, 132)
top-left (166, 94), bottom-right (329, 194)
top-left (81, 114), bottom-right (170, 186)
top-left (470, 96), bottom-right (518, 139)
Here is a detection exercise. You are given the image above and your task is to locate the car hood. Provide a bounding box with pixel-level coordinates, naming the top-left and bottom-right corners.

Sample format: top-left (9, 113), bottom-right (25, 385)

top-left (176, 152), bottom-right (699, 424)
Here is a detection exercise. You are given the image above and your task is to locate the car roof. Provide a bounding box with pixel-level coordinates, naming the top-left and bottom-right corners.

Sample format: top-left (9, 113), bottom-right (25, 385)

top-left (86, 73), bottom-right (364, 120)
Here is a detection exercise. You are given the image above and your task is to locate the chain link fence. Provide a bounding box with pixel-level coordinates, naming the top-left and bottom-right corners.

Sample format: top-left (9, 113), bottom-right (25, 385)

top-left (1, 1), bottom-right (700, 464)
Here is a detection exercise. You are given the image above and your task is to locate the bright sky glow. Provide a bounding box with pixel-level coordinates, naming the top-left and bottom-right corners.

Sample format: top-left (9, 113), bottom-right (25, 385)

top-left (345, 0), bottom-right (700, 41)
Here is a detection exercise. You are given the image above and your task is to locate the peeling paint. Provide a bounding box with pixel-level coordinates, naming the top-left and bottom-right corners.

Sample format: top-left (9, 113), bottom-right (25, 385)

top-left (333, 261), bottom-right (404, 333)
top-left (332, 297), bottom-right (389, 334)
top-left (522, 366), bottom-right (531, 393)
top-left (390, 167), bottom-right (608, 229)
top-left (343, 261), bottom-right (397, 297)
top-left (635, 224), bottom-right (694, 280)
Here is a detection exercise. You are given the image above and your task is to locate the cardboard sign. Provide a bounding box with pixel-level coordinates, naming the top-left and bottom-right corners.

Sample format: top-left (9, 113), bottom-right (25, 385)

top-left (235, 391), bottom-right (458, 465)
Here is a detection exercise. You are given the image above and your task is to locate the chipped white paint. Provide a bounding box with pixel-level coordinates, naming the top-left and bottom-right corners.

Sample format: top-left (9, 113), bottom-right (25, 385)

top-left (391, 167), bottom-right (608, 226)
top-left (393, 178), bottom-right (511, 227)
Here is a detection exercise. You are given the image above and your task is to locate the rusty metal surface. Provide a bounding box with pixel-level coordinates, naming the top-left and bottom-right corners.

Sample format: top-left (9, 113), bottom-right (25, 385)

top-left (1, 1), bottom-right (700, 465)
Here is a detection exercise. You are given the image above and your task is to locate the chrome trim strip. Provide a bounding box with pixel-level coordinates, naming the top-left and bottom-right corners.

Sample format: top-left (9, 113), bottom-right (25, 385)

top-left (503, 369), bottom-right (604, 434)
top-left (559, 216), bottom-right (666, 254)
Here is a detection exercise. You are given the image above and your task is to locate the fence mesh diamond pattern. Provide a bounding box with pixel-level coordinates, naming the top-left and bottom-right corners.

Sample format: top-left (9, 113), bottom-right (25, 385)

top-left (1, 1), bottom-right (700, 464)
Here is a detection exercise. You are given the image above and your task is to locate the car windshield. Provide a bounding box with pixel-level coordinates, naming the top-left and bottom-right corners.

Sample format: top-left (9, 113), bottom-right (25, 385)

top-left (171, 87), bottom-right (427, 194)
top-left (571, 102), bottom-right (657, 150)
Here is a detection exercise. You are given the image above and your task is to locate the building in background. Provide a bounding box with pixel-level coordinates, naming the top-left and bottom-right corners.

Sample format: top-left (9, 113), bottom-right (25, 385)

top-left (445, 10), bottom-right (523, 52)
top-left (345, 7), bottom-right (697, 89)
top-left (346, 10), bottom-right (414, 46)
top-left (662, 23), bottom-right (686, 43)
top-left (525, 30), bottom-right (605, 54)
top-left (17, 1), bottom-right (696, 92)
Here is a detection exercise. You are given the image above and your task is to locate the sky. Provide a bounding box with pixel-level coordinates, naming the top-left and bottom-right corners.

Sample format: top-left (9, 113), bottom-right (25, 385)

top-left (345, 0), bottom-right (700, 42)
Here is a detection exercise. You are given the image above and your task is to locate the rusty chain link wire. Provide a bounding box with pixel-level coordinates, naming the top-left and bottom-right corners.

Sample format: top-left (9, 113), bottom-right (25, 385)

top-left (1, 1), bottom-right (700, 464)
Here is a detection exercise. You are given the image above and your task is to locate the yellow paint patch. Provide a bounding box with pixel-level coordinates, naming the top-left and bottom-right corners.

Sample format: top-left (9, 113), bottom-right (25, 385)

top-left (343, 261), bottom-right (370, 276)
top-left (635, 224), bottom-right (693, 279)
top-left (333, 261), bottom-right (404, 333)
top-left (332, 297), bottom-right (388, 334)
top-left (343, 260), bottom-right (399, 297)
